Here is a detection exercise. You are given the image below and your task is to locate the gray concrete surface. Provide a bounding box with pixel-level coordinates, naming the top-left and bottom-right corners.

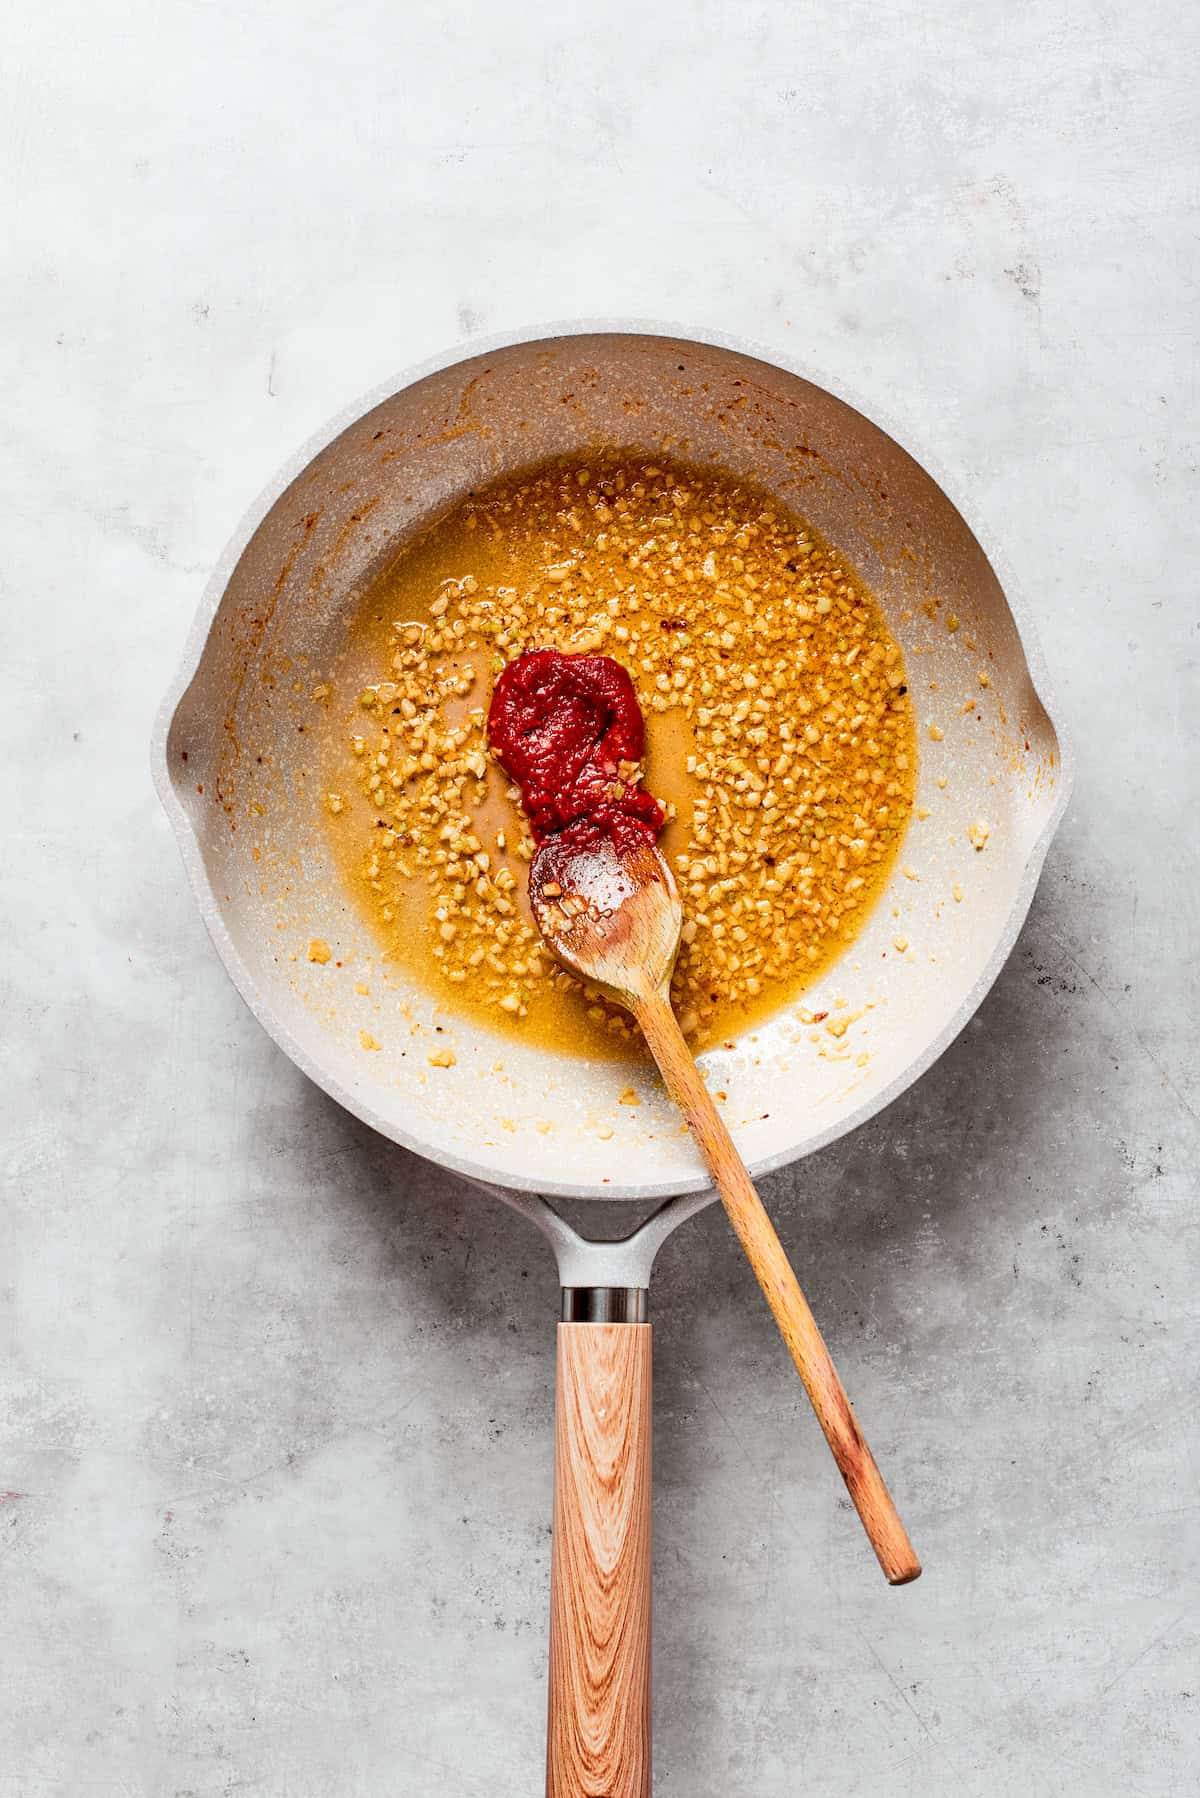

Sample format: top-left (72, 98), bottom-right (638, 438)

top-left (3, 2), bottom-right (1198, 1792)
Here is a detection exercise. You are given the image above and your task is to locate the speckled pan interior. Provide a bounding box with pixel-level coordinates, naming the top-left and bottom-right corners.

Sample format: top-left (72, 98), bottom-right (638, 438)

top-left (156, 327), bottom-right (1070, 1199)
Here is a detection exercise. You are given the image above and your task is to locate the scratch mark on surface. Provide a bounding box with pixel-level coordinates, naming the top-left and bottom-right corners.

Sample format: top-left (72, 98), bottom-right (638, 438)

top-left (683, 1357), bottom-right (756, 1462)
top-left (852, 1626), bottom-right (981, 1789)
top-left (158, 1403), bottom-right (429, 1508)
top-left (1043, 925), bottom-right (1199, 1128)
top-left (839, 1268), bottom-right (882, 1335)
top-left (1097, 1605), bottom-right (1194, 1698)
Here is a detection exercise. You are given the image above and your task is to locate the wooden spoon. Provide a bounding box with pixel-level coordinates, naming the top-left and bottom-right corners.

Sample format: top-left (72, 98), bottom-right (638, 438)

top-left (531, 831), bottom-right (921, 1585)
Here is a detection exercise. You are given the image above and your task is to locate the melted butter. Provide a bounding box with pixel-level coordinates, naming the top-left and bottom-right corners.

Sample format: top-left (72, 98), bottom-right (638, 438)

top-left (319, 454), bottom-right (916, 1060)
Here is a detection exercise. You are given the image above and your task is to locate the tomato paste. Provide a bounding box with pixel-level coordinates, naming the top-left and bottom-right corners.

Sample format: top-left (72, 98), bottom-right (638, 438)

top-left (487, 649), bottom-right (665, 851)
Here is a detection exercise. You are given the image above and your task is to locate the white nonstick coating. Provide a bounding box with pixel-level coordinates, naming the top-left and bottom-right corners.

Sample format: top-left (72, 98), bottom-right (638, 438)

top-left (154, 323), bottom-right (1072, 1201)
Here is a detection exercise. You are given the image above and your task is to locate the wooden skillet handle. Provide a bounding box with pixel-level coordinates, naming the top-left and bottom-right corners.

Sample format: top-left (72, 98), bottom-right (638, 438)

top-left (546, 1320), bottom-right (652, 1798)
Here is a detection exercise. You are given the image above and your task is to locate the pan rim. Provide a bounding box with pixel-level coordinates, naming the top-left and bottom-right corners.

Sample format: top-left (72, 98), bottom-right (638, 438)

top-left (152, 316), bottom-right (1076, 1201)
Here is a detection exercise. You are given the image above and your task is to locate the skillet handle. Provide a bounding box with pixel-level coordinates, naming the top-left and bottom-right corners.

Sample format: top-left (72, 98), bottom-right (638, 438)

top-left (547, 1315), bottom-right (652, 1798)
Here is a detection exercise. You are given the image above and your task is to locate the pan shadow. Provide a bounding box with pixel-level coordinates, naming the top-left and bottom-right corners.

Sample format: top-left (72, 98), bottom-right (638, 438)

top-left (286, 875), bottom-right (1070, 1789)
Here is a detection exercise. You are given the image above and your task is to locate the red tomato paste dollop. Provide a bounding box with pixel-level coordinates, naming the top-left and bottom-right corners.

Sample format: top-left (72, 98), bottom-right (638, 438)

top-left (487, 649), bottom-right (665, 851)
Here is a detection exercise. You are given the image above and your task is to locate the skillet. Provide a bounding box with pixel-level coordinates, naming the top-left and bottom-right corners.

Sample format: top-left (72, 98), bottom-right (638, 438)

top-left (154, 323), bottom-right (1072, 1793)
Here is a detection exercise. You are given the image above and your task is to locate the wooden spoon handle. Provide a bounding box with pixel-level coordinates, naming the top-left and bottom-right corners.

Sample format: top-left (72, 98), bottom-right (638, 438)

top-left (547, 1322), bottom-right (653, 1797)
top-left (633, 992), bottom-right (920, 1586)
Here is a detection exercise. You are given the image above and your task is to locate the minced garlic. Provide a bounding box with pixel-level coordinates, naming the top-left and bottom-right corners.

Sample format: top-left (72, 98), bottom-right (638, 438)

top-left (322, 455), bottom-right (916, 1057)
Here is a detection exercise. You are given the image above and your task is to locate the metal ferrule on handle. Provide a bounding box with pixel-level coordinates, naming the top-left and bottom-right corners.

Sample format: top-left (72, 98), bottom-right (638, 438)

top-left (561, 1287), bottom-right (648, 1323)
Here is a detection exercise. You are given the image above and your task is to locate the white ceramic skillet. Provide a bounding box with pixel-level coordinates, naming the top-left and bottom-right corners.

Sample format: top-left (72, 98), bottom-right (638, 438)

top-left (153, 324), bottom-right (1072, 1795)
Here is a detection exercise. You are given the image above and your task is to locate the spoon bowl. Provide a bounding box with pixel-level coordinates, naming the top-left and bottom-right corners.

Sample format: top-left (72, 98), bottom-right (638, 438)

top-left (530, 834), bottom-right (682, 1003)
